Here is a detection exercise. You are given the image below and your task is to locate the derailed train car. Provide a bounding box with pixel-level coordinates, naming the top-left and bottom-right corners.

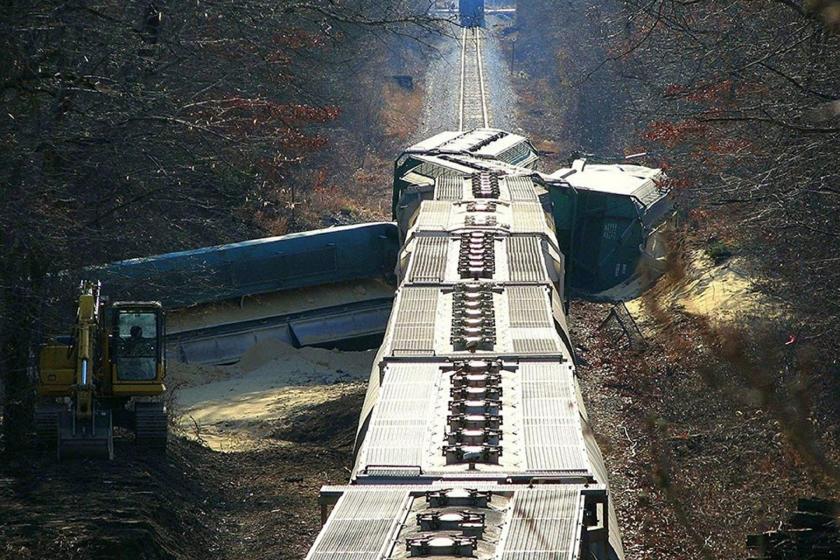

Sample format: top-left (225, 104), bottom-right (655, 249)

top-left (87, 223), bottom-right (400, 365)
top-left (306, 129), bottom-right (624, 560)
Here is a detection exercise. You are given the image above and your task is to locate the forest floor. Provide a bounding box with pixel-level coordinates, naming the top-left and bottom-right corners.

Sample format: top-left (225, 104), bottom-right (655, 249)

top-left (0, 385), bottom-right (364, 560)
top-left (0, 326), bottom-right (377, 560)
top-left (501, 18), bottom-right (840, 556)
top-left (572, 254), bottom-right (840, 559)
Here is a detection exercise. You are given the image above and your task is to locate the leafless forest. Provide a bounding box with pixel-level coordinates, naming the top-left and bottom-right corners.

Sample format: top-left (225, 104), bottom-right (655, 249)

top-left (516, 0), bottom-right (840, 338)
top-left (513, 1), bottom-right (840, 556)
top-left (1, 0), bottom-right (435, 446)
top-left (2, 1), bottom-right (840, 559)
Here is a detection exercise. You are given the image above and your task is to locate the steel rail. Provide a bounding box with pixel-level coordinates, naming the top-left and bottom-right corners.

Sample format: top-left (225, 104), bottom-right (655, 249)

top-left (476, 29), bottom-right (489, 127)
top-left (458, 26), bottom-right (468, 131)
top-left (459, 27), bottom-right (490, 131)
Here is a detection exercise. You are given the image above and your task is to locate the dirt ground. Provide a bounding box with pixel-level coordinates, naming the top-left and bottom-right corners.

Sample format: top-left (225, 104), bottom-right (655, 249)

top-left (0, 337), bottom-right (374, 560)
top-left (0, 384), bottom-right (365, 560)
top-left (572, 269), bottom-right (840, 558)
top-left (168, 340), bottom-right (375, 452)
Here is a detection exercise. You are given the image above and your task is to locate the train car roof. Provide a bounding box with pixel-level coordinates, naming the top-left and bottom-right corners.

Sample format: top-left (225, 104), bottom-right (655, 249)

top-left (548, 160), bottom-right (668, 209)
top-left (405, 128), bottom-right (538, 168)
top-left (307, 483), bottom-right (612, 560)
top-left (88, 222), bottom-right (399, 308)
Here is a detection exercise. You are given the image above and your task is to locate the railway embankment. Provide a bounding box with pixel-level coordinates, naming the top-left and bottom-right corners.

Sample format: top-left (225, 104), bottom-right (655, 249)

top-left (571, 249), bottom-right (840, 558)
top-left (498, 6), bottom-right (840, 555)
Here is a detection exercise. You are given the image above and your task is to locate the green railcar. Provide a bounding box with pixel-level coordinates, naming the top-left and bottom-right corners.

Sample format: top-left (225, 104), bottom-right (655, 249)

top-left (547, 160), bottom-right (672, 295)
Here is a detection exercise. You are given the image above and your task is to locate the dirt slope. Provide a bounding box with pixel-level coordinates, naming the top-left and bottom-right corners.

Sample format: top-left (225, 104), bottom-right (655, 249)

top-left (572, 296), bottom-right (840, 559)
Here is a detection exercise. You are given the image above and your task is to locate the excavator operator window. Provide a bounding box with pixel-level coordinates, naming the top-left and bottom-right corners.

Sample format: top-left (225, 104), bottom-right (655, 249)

top-left (114, 311), bottom-right (159, 381)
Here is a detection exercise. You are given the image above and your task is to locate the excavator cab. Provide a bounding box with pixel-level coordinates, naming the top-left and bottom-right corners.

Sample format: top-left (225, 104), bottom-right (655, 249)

top-left (109, 303), bottom-right (165, 393)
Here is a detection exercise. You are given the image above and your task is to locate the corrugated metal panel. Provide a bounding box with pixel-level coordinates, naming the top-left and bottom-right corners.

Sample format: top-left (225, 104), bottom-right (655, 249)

top-left (412, 161), bottom-right (462, 179)
top-left (634, 178), bottom-right (667, 208)
top-left (307, 490), bottom-right (406, 560)
top-left (499, 487), bottom-right (583, 560)
top-left (435, 176), bottom-right (465, 201)
top-left (391, 288), bottom-right (438, 354)
top-left (438, 153), bottom-right (525, 176)
top-left (416, 201), bottom-right (452, 229)
top-left (520, 363), bottom-right (589, 472)
top-left (288, 303), bottom-right (394, 347)
top-left (524, 418), bottom-right (588, 471)
top-left (512, 338), bottom-right (560, 353)
top-left (505, 176), bottom-right (539, 201)
top-left (520, 363), bottom-right (576, 399)
top-left (496, 142), bottom-right (533, 166)
top-left (511, 203), bottom-right (548, 233)
top-left (355, 350), bottom-right (383, 443)
top-left (409, 237), bottom-right (448, 283)
top-left (507, 286), bottom-right (552, 328)
top-left (362, 467), bottom-right (422, 477)
top-left (457, 129), bottom-right (508, 152)
top-left (507, 237), bottom-right (545, 282)
top-left (333, 489), bottom-right (406, 516)
top-left (92, 222), bottom-right (399, 309)
top-left (362, 364), bottom-right (440, 467)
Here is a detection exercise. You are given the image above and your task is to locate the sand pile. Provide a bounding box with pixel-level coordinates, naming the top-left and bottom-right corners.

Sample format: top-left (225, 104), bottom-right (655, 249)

top-left (168, 339), bottom-right (376, 452)
top-left (166, 361), bottom-right (232, 389)
top-left (235, 339), bottom-right (374, 384)
top-left (626, 250), bottom-right (790, 330)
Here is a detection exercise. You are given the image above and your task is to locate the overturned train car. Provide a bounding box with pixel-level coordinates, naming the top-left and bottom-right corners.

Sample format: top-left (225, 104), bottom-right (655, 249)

top-left (306, 128), bottom-right (624, 560)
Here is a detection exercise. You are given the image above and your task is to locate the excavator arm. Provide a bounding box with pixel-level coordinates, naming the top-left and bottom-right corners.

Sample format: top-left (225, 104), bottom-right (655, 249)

top-left (72, 282), bottom-right (98, 422)
top-left (55, 281), bottom-right (114, 459)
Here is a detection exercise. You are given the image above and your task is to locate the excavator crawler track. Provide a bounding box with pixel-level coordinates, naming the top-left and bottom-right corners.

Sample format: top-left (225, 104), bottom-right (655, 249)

top-left (134, 402), bottom-right (168, 450)
top-left (33, 402), bottom-right (62, 451)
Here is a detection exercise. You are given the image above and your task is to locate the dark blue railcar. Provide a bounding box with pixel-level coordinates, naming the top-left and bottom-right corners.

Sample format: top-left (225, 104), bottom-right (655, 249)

top-left (87, 222), bottom-right (399, 309)
top-left (459, 0), bottom-right (485, 27)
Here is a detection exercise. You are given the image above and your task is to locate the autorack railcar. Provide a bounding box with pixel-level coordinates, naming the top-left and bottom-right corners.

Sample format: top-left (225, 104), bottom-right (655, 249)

top-left (305, 129), bottom-right (626, 560)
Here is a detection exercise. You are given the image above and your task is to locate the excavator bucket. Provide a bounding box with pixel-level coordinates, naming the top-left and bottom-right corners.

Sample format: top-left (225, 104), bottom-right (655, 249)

top-left (57, 408), bottom-right (114, 460)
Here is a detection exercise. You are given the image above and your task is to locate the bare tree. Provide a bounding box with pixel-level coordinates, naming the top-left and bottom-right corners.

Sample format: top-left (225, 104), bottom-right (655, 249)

top-left (0, 0), bottom-right (442, 452)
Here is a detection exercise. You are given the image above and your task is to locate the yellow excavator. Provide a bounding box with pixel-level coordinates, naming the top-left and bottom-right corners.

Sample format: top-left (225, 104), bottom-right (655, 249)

top-left (34, 280), bottom-right (167, 459)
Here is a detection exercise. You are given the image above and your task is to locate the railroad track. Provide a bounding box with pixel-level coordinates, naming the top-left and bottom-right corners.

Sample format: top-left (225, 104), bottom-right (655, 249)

top-left (458, 27), bottom-right (489, 131)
